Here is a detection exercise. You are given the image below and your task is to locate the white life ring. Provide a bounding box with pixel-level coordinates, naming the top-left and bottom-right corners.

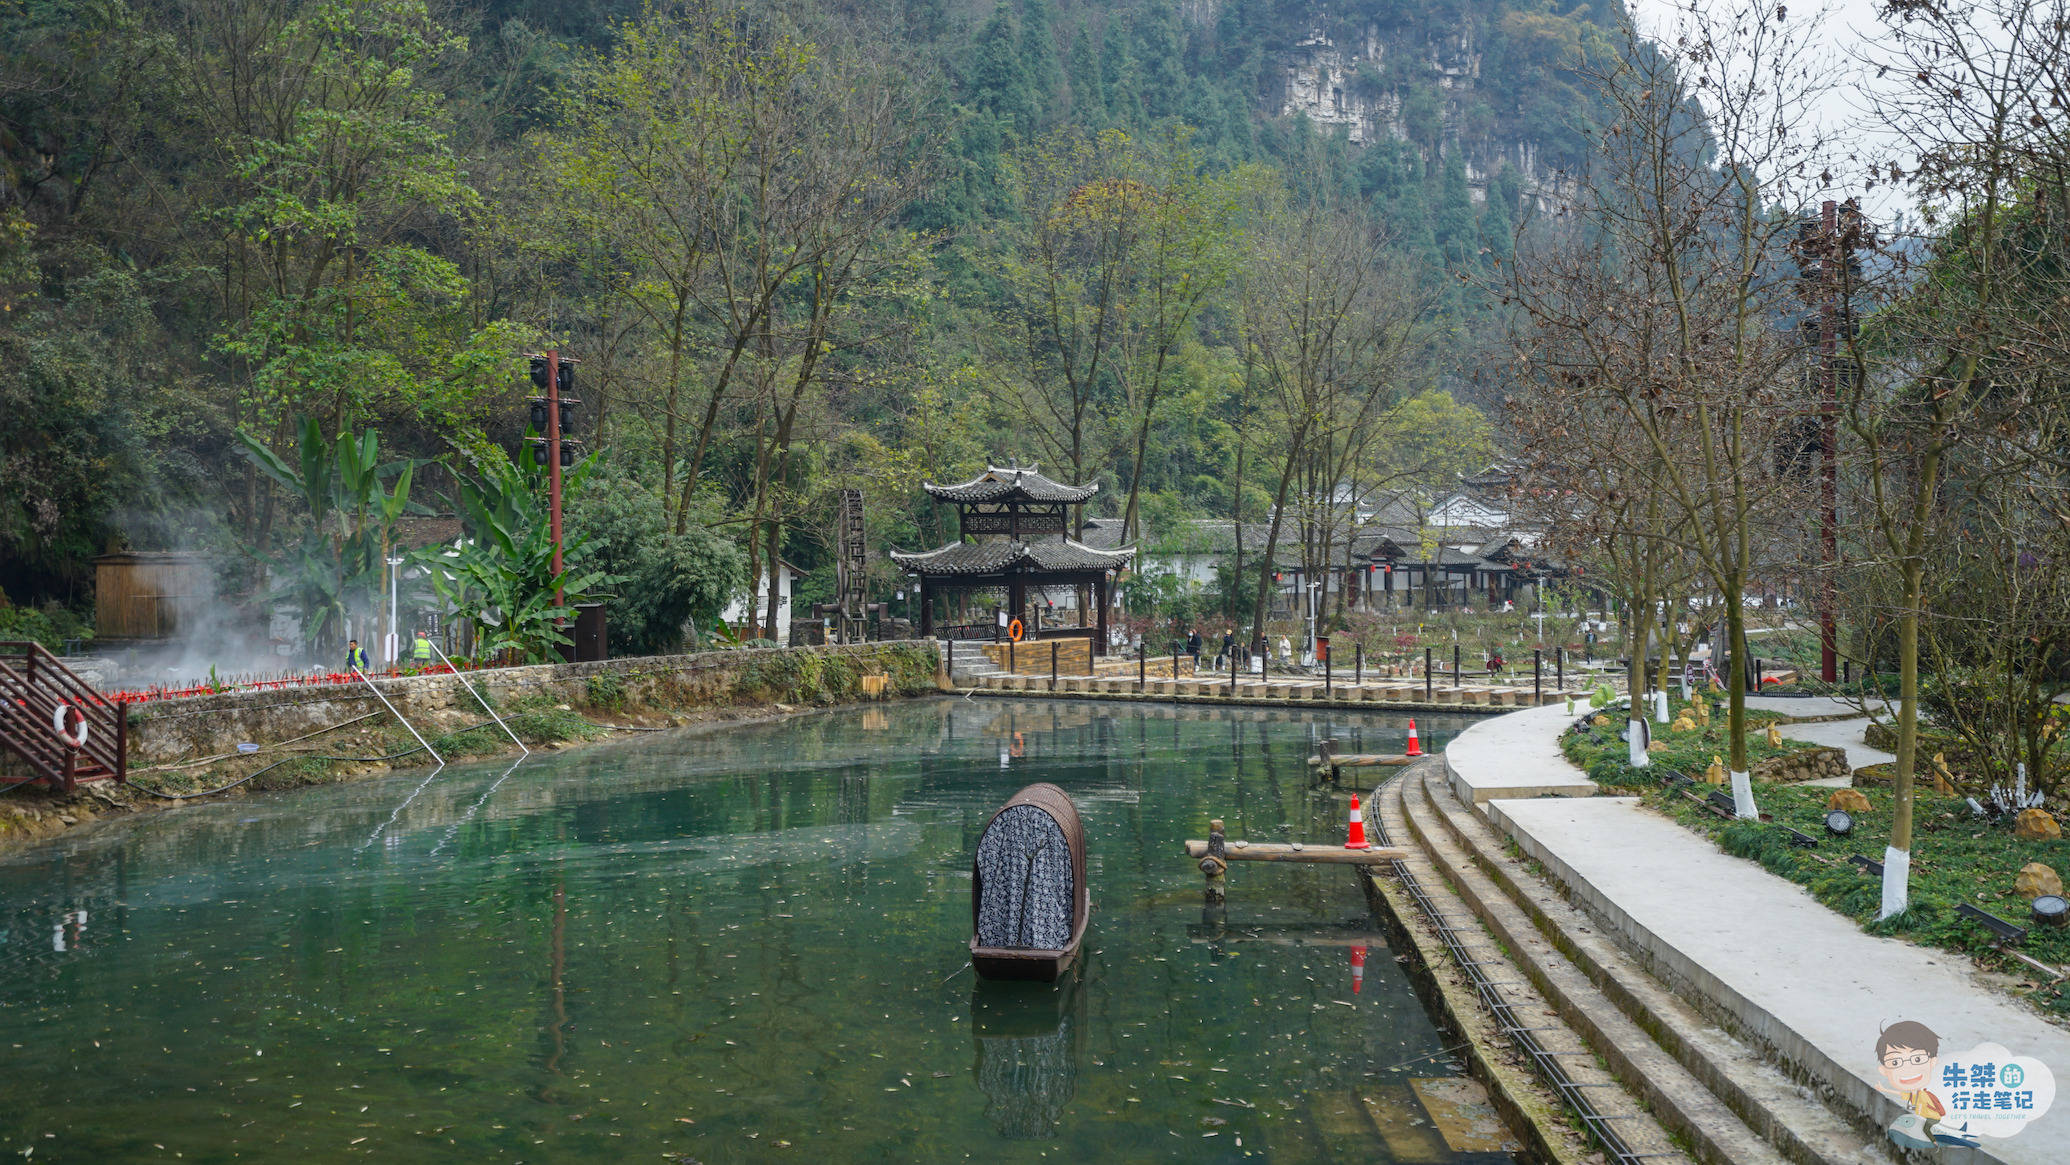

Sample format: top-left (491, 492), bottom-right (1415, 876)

top-left (50, 704), bottom-right (89, 749)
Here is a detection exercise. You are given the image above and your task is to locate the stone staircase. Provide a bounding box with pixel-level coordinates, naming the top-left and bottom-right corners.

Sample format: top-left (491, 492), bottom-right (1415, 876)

top-left (941, 639), bottom-right (1004, 684)
top-left (1376, 765), bottom-right (1891, 1165)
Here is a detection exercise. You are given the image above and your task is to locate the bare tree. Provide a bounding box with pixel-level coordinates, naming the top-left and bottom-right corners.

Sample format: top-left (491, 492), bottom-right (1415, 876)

top-left (1845, 0), bottom-right (2070, 914)
top-left (1505, 1), bottom-right (1831, 814)
top-left (1237, 188), bottom-right (1434, 654)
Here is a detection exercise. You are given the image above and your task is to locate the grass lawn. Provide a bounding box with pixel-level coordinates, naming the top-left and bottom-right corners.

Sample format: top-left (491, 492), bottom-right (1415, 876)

top-left (1561, 710), bottom-right (2070, 1017)
top-left (1559, 700), bottom-right (1799, 789)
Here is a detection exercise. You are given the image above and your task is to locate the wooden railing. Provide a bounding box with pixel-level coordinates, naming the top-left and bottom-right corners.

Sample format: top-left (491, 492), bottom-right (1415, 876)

top-left (0, 641), bottom-right (127, 792)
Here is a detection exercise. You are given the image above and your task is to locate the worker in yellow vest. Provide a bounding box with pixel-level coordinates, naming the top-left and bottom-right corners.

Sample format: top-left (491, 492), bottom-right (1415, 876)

top-left (344, 639), bottom-right (369, 670)
top-left (411, 630), bottom-right (435, 665)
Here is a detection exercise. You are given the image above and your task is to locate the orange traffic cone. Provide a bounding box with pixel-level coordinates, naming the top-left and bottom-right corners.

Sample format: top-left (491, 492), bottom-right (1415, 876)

top-left (1349, 944), bottom-right (1367, 995)
top-left (1345, 794), bottom-right (1370, 850)
top-left (1405, 719), bottom-right (1422, 757)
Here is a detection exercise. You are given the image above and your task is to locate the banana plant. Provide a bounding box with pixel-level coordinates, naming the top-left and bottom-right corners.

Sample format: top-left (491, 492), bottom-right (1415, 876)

top-left (238, 418), bottom-right (422, 655)
top-left (426, 441), bottom-right (613, 663)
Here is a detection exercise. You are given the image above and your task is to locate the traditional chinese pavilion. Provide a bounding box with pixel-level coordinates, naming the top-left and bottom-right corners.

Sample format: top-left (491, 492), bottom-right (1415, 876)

top-left (891, 465), bottom-right (1134, 654)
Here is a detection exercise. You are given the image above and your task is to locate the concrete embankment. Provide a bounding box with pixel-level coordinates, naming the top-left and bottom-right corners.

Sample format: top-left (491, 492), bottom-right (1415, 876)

top-left (0, 641), bottom-right (938, 851)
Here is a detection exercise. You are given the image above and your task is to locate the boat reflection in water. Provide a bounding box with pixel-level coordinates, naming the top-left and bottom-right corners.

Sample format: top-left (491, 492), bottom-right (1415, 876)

top-left (970, 976), bottom-right (1086, 1140)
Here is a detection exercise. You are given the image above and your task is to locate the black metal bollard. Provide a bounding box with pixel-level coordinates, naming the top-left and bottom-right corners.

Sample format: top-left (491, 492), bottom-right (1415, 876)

top-left (1139, 642), bottom-right (1146, 692)
top-left (1556, 645), bottom-right (1563, 691)
top-left (1050, 641), bottom-right (1058, 691)
top-left (1229, 643), bottom-right (1237, 694)
top-left (1534, 649), bottom-right (1542, 700)
top-left (1355, 643), bottom-right (1363, 685)
top-left (1425, 647), bottom-right (1433, 700)
top-left (1452, 645), bottom-right (1461, 687)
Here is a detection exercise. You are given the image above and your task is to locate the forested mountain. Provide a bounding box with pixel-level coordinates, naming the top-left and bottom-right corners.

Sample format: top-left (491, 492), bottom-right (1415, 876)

top-left (0, 0), bottom-right (1627, 646)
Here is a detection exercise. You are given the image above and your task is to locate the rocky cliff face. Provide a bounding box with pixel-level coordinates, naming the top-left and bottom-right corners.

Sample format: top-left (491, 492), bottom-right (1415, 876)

top-left (1274, 16), bottom-right (1588, 215)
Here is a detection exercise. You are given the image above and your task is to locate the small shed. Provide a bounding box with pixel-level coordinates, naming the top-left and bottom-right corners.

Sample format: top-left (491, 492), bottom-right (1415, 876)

top-left (94, 552), bottom-right (212, 640)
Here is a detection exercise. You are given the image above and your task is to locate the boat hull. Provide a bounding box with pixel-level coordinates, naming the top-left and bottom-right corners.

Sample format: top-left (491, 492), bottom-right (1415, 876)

top-left (970, 783), bottom-right (1090, 982)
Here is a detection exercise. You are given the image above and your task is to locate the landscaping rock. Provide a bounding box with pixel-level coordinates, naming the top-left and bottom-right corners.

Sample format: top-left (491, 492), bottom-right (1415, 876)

top-left (1670, 716), bottom-right (1697, 734)
top-left (1751, 745), bottom-right (1850, 785)
top-left (2014, 808), bottom-right (2062, 841)
top-left (1826, 788), bottom-right (1872, 814)
top-left (2015, 862), bottom-right (2063, 900)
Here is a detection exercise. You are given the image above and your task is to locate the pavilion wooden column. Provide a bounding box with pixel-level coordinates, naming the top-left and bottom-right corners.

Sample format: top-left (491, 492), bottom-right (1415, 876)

top-left (919, 578), bottom-right (934, 639)
top-left (1095, 574), bottom-right (1109, 655)
top-left (1009, 579), bottom-right (1026, 627)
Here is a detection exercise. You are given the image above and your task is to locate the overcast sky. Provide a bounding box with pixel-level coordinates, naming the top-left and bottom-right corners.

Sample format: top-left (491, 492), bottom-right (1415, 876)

top-left (1623, 0), bottom-right (1914, 219)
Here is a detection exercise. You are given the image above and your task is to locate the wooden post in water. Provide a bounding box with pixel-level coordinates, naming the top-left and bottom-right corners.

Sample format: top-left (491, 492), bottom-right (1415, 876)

top-left (1200, 819), bottom-right (1228, 905)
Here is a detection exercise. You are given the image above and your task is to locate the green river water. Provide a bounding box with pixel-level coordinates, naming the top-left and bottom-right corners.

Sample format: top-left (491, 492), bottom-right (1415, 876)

top-left (0, 697), bottom-right (1515, 1163)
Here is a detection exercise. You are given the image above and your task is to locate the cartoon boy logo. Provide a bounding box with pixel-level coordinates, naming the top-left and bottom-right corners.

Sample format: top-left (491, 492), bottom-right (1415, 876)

top-left (1876, 1020), bottom-right (1959, 1149)
top-left (1873, 1022), bottom-right (2055, 1150)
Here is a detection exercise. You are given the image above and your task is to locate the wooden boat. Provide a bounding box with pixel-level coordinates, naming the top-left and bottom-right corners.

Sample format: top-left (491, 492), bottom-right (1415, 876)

top-left (970, 782), bottom-right (1089, 982)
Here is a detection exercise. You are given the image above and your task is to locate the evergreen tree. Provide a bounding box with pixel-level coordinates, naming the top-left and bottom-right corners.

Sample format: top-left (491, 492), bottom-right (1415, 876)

top-left (1019, 0), bottom-right (1062, 123)
top-left (1066, 21), bottom-right (1104, 126)
top-left (970, 4), bottom-right (1034, 135)
top-left (1133, 0), bottom-right (1186, 120)
top-left (1101, 13), bottom-right (1138, 124)
top-left (1433, 151), bottom-right (1477, 265)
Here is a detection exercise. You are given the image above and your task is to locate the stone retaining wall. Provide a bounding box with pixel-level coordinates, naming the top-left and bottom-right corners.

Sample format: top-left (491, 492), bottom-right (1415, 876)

top-left (118, 642), bottom-right (939, 767)
top-left (1752, 745), bottom-right (1850, 784)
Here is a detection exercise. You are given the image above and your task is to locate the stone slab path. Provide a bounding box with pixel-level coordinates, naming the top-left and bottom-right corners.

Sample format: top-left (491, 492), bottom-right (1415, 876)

top-left (1441, 704), bottom-right (2070, 1165)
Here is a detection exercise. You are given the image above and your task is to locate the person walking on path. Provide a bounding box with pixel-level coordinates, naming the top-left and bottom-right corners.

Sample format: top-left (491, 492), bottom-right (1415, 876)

top-left (1186, 629), bottom-right (1203, 670)
top-left (345, 639), bottom-right (369, 671)
top-left (1217, 629), bottom-right (1235, 671)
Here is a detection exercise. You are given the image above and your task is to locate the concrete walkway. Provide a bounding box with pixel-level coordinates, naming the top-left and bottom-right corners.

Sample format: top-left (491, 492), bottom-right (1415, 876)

top-left (1747, 694), bottom-right (1884, 720)
top-left (1443, 710), bottom-right (2070, 1164)
top-left (1781, 717), bottom-right (1896, 779)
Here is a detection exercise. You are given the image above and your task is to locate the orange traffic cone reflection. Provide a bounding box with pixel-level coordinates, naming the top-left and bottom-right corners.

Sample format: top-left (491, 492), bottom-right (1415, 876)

top-left (1350, 944), bottom-right (1367, 994)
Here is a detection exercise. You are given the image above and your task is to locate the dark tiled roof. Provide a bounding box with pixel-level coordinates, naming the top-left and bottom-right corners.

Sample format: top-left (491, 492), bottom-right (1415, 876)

top-left (1077, 517), bottom-right (1131, 550)
top-left (890, 537), bottom-right (1135, 576)
top-left (924, 465), bottom-right (1099, 504)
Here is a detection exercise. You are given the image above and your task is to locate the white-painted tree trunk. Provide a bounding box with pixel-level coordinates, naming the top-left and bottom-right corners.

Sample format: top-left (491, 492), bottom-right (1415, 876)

top-left (1653, 690), bottom-right (1670, 723)
top-left (1879, 848), bottom-right (1911, 919)
top-left (1628, 717), bottom-right (1651, 768)
top-left (1730, 770), bottom-right (1757, 819)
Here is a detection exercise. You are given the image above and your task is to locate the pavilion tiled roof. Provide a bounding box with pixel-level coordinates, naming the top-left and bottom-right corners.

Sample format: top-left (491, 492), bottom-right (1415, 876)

top-left (923, 465), bottom-right (1100, 504)
top-left (890, 537), bottom-right (1135, 576)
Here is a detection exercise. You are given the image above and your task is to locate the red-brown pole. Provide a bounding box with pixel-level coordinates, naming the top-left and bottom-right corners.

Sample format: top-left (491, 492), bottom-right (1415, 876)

top-left (547, 348), bottom-right (565, 609)
top-left (1818, 200), bottom-right (1839, 683)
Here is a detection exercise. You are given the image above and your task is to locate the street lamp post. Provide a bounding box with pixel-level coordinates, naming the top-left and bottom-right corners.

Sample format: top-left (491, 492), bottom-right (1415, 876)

top-left (386, 555), bottom-right (405, 666)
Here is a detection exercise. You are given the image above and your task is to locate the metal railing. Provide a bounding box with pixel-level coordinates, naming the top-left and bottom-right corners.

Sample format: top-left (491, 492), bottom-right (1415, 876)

top-left (0, 641), bottom-right (127, 790)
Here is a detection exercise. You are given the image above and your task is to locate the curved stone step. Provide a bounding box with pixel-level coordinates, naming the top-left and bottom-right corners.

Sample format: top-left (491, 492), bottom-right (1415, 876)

top-left (1405, 772), bottom-right (1889, 1165)
top-left (1369, 774), bottom-right (1689, 1164)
